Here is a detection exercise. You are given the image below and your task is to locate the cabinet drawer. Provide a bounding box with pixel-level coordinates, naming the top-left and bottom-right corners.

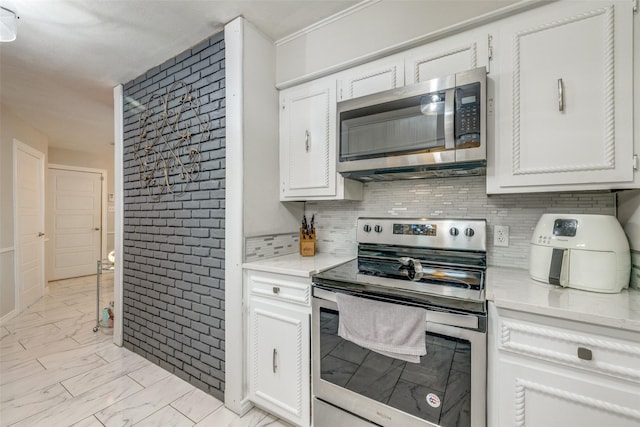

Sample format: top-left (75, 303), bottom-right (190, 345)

top-left (498, 316), bottom-right (640, 384)
top-left (248, 271), bottom-right (311, 307)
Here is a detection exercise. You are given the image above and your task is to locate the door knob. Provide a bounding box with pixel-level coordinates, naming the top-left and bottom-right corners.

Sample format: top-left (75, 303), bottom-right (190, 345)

top-left (93, 227), bottom-right (100, 231)
top-left (38, 232), bottom-right (45, 237)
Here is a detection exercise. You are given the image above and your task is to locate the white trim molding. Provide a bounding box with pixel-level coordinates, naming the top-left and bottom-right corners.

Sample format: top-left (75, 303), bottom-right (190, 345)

top-left (113, 84), bottom-right (124, 347)
top-left (275, 0), bottom-right (381, 46)
top-left (224, 16), bottom-right (251, 415)
top-left (276, 0), bottom-right (547, 89)
top-left (514, 378), bottom-right (640, 426)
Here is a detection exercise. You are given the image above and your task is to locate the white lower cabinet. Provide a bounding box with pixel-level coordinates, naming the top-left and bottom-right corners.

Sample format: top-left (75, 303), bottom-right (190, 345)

top-left (246, 271), bottom-right (311, 427)
top-left (488, 303), bottom-right (640, 427)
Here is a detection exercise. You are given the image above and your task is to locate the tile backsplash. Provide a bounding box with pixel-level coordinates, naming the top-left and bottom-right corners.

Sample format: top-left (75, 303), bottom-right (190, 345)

top-left (306, 176), bottom-right (615, 269)
top-left (245, 232), bottom-right (299, 262)
top-left (245, 176), bottom-right (615, 269)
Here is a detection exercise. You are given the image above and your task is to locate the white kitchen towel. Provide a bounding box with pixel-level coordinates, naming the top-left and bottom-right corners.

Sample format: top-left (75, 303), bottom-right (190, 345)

top-left (336, 293), bottom-right (427, 363)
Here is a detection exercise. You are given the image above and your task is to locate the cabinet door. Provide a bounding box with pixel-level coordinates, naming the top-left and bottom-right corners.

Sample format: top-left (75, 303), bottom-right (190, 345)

top-left (496, 357), bottom-right (640, 427)
top-left (280, 80), bottom-right (337, 199)
top-left (248, 298), bottom-right (310, 427)
top-left (405, 30), bottom-right (490, 85)
top-left (337, 56), bottom-right (404, 101)
top-left (489, 0), bottom-right (634, 193)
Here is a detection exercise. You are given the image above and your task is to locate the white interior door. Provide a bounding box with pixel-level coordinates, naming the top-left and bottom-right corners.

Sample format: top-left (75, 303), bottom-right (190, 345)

top-left (49, 168), bottom-right (102, 280)
top-left (13, 140), bottom-right (45, 311)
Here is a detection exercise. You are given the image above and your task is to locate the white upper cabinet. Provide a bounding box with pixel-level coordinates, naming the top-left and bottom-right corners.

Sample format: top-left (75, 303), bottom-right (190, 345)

top-left (279, 78), bottom-right (363, 201)
top-left (404, 29), bottom-right (491, 85)
top-left (337, 55), bottom-right (405, 101)
top-left (488, 0), bottom-right (636, 193)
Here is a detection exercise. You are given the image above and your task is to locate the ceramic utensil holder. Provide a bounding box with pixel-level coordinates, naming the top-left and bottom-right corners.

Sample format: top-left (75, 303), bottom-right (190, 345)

top-left (299, 228), bottom-right (316, 257)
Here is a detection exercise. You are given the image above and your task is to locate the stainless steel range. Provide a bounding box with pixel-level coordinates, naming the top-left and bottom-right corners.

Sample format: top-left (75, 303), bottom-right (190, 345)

top-left (312, 217), bottom-right (487, 427)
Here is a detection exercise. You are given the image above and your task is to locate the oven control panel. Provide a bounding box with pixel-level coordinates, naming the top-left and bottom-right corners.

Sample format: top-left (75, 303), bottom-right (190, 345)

top-left (358, 217), bottom-right (486, 251)
top-left (393, 223), bottom-right (437, 236)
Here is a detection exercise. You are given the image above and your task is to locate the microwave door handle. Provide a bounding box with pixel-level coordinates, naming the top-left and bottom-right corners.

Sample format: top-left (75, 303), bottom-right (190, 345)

top-left (444, 88), bottom-right (456, 150)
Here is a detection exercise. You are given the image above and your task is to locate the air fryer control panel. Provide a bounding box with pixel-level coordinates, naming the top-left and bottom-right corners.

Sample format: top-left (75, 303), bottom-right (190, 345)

top-left (553, 219), bottom-right (578, 237)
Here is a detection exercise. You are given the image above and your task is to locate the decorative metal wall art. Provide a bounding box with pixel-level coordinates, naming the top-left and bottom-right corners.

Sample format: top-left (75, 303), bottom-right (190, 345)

top-left (134, 81), bottom-right (210, 199)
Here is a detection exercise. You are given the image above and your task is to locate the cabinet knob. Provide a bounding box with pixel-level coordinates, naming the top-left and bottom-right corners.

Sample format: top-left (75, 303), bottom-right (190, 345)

top-left (577, 346), bottom-right (592, 361)
top-left (273, 348), bottom-right (278, 373)
top-left (272, 287), bottom-right (280, 295)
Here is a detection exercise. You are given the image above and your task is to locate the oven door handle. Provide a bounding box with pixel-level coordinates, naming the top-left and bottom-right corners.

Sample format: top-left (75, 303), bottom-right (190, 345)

top-left (314, 287), bottom-right (339, 302)
top-left (427, 310), bottom-right (478, 329)
top-left (313, 287), bottom-right (478, 330)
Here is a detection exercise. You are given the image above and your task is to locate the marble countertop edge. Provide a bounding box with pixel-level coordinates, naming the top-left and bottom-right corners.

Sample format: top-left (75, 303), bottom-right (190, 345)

top-left (242, 253), bottom-right (356, 278)
top-left (487, 266), bottom-right (640, 333)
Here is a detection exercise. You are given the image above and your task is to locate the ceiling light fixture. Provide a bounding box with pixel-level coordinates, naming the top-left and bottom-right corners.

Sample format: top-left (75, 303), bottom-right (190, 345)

top-left (0, 6), bottom-right (18, 42)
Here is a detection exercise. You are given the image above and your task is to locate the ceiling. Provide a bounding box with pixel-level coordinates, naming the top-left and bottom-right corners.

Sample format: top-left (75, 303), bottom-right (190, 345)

top-left (0, 0), bottom-right (359, 155)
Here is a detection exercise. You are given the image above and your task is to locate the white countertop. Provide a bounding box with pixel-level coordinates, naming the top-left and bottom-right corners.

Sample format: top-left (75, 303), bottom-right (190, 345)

top-left (242, 253), bottom-right (355, 278)
top-left (487, 266), bottom-right (640, 332)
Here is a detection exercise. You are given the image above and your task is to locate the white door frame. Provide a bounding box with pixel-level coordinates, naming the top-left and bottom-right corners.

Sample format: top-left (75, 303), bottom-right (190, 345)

top-left (13, 139), bottom-right (45, 312)
top-left (113, 84), bottom-right (124, 346)
top-left (48, 164), bottom-right (108, 265)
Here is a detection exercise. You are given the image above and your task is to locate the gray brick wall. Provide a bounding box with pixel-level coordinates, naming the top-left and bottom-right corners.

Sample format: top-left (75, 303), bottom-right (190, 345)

top-left (121, 31), bottom-right (225, 400)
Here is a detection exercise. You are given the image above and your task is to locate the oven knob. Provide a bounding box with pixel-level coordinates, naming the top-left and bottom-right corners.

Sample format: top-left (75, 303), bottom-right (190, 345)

top-left (449, 227), bottom-right (459, 236)
top-left (464, 228), bottom-right (475, 237)
top-left (374, 225), bottom-right (383, 233)
top-left (363, 224), bottom-right (372, 233)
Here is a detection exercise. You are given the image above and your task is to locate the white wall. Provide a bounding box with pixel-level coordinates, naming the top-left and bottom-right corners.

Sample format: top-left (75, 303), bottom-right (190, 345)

top-left (0, 104), bottom-right (49, 319)
top-left (275, 0), bottom-right (520, 85)
top-left (242, 20), bottom-right (303, 237)
top-left (618, 190), bottom-right (640, 249)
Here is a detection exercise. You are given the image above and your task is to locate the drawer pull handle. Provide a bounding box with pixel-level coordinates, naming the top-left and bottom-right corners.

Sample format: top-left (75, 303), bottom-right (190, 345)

top-left (558, 78), bottom-right (564, 112)
top-left (305, 130), bottom-right (310, 152)
top-left (272, 287), bottom-right (280, 294)
top-left (273, 348), bottom-right (278, 373)
top-left (577, 347), bottom-right (592, 361)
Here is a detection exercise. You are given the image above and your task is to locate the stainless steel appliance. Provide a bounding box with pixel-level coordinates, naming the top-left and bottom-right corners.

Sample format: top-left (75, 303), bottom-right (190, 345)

top-left (529, 214), bottom-right (631, 293)
top-left (337, 67), bottom-right (486, 181)
top-left (312, 217), bottom-right (487, 427)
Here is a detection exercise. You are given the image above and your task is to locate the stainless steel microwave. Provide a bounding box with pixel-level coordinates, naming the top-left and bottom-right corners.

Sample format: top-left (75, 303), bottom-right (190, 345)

top-left (337, 67), bottom-right (486, 181)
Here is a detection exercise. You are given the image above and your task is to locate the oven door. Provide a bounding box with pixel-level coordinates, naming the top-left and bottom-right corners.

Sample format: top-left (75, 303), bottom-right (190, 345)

top-left (312, 286), bottom-right (486, 427)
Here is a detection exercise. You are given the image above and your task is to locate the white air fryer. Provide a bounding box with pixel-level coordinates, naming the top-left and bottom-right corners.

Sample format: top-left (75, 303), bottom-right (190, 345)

top-left (529, 214), bottom-right (631, 293)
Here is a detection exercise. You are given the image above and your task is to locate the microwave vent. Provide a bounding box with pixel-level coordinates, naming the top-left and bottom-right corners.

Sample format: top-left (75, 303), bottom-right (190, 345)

top-left (340, 161), bottom-right (486, 182)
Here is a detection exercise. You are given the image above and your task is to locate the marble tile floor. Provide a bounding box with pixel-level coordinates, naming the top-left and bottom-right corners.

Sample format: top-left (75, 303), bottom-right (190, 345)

top-left (0, 274), bottom-right (292, 427)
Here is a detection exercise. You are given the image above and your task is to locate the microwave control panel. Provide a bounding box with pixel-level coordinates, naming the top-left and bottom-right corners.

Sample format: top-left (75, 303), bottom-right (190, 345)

top-left (455, 82), bottom-right (481, 147)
